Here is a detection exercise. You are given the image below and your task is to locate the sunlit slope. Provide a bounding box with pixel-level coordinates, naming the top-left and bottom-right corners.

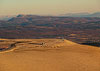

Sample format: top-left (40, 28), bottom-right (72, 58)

top-left (0, 39), bottom-right (77, 52)
top-left (0, 39), bottom-right (100, 71)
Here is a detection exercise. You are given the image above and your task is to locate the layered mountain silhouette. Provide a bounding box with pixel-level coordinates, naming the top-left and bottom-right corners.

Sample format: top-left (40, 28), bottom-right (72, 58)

top-left (0, 15), bottom-right (16, 21)
top-left (61, 12), bottom-right (100, 17)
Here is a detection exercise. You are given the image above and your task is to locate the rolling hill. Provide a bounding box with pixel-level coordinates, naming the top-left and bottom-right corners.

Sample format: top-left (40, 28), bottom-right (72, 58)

top-left (0, 39), bottom-right (100, 71)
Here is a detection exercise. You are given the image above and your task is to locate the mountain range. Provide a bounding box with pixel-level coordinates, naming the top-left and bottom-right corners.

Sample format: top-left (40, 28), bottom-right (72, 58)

top-left (0, 15), bottom-right (16, 21)
top-left (0, 12), bottom-right (100, 21)
top-left (61, 12), bottom-right (100, 17)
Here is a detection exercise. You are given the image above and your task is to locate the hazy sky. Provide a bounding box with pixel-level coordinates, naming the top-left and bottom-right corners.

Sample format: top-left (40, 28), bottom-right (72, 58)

top-left (0, 0), bottom-right (100, 15)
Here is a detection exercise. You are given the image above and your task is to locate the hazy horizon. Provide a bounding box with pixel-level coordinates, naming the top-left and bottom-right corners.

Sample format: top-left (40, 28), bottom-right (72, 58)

top-left (0, 0), bottom-right (100, 16)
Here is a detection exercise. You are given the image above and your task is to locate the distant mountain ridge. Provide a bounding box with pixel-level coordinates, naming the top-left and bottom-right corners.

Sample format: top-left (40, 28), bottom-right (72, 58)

top-left (61, 12), bottom-right (100, 17)
top-left (0, 12), bottom-right (100, 21)
top-left (0, 15), bottom-right (16, 21)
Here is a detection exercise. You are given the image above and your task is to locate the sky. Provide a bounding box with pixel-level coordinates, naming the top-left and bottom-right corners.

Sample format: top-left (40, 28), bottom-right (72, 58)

top-left (0, 0), bottom-right (100, 16)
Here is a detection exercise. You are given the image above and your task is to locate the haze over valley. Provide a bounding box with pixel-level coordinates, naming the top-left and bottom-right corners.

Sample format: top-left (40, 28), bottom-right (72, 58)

top-left (0, 0), bottom-right (100, 71)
